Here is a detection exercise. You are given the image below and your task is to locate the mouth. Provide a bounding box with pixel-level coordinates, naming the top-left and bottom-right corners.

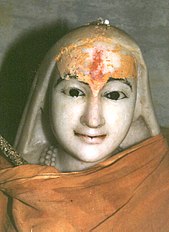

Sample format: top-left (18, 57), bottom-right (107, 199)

top-left (74, 132), bottom-right (106, 144)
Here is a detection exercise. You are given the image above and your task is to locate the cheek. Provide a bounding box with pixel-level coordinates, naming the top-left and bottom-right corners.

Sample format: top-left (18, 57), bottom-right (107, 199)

top-left (103, 100), bottom-right (135, 131)
top-left (51, 95), bottom-right (84, 130)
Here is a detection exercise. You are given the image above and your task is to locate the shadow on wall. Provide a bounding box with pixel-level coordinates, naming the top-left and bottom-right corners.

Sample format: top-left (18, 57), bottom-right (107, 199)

top-left (0, 19), bottom-right (71, 144)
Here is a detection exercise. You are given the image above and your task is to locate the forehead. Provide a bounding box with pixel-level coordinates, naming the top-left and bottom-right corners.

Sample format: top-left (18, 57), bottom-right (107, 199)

top-left (55, 39), bottom-right (137, 96)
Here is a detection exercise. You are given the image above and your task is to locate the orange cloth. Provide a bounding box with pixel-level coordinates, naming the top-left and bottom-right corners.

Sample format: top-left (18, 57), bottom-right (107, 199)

top-left (0, 134), bottom-right (169, 231)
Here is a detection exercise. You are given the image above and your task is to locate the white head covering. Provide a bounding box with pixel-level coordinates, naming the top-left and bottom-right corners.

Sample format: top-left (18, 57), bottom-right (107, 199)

top-left (14, 22), bottom-right (160, 163)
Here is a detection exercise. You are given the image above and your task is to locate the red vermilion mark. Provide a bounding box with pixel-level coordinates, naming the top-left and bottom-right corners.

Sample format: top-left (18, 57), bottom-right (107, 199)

top-left (90, 49), bottom-right (104, 81)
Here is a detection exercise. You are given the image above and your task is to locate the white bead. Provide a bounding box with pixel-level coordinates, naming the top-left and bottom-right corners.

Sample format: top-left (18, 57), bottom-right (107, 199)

top-left (45, 160), bottom-right (50, 165)
top-left (51, 162), bottom-right (56, 166)
top-left (45, 154), bottom-right (51, 159)
top-left (52, 153), bottom-right (56, 158)
top-left (47, 150), bottom-right (52, 155)
top-left (104, 19), bottom-right (109, 25)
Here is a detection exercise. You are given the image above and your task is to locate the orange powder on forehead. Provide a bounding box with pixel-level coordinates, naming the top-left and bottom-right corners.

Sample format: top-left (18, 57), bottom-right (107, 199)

top-left (56, 39), bottom-right (137, 95)
top-left (90, 50), bottom-right (104, 80)
top-left (55, 37), bottom-right (113, 62)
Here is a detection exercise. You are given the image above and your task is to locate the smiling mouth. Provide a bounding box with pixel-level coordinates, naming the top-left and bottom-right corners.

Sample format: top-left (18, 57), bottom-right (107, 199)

top-left (74, 132), bottom-right (106, 144)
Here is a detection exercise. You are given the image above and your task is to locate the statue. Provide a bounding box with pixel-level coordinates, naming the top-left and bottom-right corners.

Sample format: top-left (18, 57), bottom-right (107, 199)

top-left (0, 20), bottom-right (169, 231)
top-left (14, 19), bottom-right (159, 171)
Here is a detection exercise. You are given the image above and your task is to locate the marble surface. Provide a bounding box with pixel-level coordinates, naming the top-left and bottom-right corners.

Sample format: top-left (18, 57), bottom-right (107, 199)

top-left (0, 0), bottom-right (169, 143)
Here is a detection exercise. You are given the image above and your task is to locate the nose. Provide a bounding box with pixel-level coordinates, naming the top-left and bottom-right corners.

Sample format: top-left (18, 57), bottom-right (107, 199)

top-left (80, 96), bottom-right (105, 128)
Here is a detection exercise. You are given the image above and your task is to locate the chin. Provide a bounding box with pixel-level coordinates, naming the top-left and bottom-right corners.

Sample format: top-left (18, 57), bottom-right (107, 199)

top-left (71, 149), bottom-right (112, 163)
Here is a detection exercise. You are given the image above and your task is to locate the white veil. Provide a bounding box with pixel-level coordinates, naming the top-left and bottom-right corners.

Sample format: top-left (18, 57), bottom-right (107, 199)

top-left (14, 23), bottom-right (160, 163)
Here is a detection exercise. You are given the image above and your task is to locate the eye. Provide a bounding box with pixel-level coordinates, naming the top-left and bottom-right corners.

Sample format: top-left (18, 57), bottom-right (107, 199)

top-left (104, 91), bottom-right (127, 100)
top-left (62, 88), bottom-right (85, 98)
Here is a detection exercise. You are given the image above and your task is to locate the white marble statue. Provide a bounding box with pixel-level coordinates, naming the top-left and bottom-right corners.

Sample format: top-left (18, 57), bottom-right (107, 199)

top-left (14, 20), bottom-right (160, 172)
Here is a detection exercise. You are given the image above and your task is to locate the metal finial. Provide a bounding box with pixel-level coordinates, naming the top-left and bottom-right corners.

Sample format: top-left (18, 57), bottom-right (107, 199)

top-left (89, 17), bottom-right (110, 26)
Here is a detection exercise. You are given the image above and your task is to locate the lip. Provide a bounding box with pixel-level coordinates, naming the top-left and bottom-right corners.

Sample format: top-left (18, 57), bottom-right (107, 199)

top-left (74, 132), bottom-right (106, 144)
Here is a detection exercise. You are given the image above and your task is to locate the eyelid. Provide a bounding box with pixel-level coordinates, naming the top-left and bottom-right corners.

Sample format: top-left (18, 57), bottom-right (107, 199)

top-left (102, 81), bottom-right (132, 93)
top-left (61, 87), bottom-right (85, 97)
top-left (101, 85), bottom-right (131, 98)
top-left (58, 81), bottom-right (87, 91)
top-left (102, 89), bottom-right (129, 97)
top-left (107, 78), bottom-right (133, 90)
top-left (67, 86), bottom-right (85, 93)
top-left (103, 91), bottom-right (128, 100)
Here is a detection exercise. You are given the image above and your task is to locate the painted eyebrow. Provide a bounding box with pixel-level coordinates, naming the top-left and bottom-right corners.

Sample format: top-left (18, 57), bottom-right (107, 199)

top-left (54, 75), bottom-right (77, 88)
top-left (53, 75), bottom-right (88, 88)
top-left (107, 77), bottom-right (132, 90)
top-left (54, 75), bottom-right (132, 90)
top-left (54, 77), bottom-right (64, 88)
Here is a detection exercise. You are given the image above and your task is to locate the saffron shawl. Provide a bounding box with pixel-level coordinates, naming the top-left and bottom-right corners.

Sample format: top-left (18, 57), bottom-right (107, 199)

top-left (0, 134), bottom-right (169, 231)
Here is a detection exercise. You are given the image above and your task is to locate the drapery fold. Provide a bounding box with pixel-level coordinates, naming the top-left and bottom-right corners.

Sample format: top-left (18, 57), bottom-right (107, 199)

top-left (0, 134), bottom-right (169, 231)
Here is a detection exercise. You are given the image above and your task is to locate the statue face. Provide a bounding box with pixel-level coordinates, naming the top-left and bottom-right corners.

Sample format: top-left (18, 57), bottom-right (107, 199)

top-left (56, 40), bottom-right (137, 96)
top-left (51, 41), bottom-right (137, 163)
